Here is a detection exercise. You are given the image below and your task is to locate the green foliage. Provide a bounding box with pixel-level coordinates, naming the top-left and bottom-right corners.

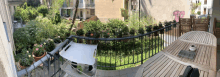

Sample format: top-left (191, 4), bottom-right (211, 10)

top-left (15, 49), bottom-right (34, 66)
top-left (76, 29), bottom-right (84, 36)
top-left (130, 28), bottom-right (136, 35)
top-left (153, 25), bottom-right (159, 30)
top-left (138, 27), bottom-right (145, 34)
top-left (37, 5), bottom-right (48, 17)
top-left (197, 11), bottom-right (201, 15)
top-left (52, 12), bottom-right (61, 24)
top-left (121, 8), bottom-right (129, 18)
top-left (14, 2), bottom-right (38, 23)
top-left (146, 26), bottom-right (152, 32)
top-left (158, 22), bottom-right (163, 28)
top-left (44, 39), bottom-right (55, 52)
top-left (83, 20), bottom-right (104, 32)
top-left (103, 32), bottom-right (110, 38)
top-left (27, 0), bottom-right (41, 7)
top-left (122, 26), bottom-right (129, 35)
top-left (33, 44), bottom-right (45, 57)
top-left (53, 37), bottom-right (62, 43)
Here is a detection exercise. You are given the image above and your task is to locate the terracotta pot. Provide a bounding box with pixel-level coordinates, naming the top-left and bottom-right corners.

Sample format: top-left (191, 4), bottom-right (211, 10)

top-left (19, 62), bottom-right (33, 69)
top-left (32, 52), bottom-right (47, 62)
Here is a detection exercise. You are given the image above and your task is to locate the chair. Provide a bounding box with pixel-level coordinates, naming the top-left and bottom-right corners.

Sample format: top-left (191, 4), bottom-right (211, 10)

top-left (179, 16), bottom-right (192, 36)
top-left (192, 16), bottom-right (209, 31)
top-left (60, 41), bottom-right (98, 77)
top-left (213, 18), bottom-right (220, 38)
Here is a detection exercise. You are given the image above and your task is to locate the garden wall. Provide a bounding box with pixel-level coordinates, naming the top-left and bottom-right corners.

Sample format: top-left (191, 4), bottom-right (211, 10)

top-left (139, 0), bottom-right (191, 23)
top-left (95, 0), bottom-right (124, 23)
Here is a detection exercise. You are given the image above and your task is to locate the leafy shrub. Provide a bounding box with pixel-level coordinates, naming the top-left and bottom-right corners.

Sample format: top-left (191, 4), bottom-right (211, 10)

top-left (138, 27), bottom-right (145, 34)
top-left (14, 49), bottom-right (34, 66)
top-left (44, 39), bottom-right (55, 52)
top-left (52, 12), bottom-right (61, 24)
top-left (197, 11), bottom-right (201, 15)
top-left (38, 5), bottom-right (48, 17)
top-left (76, 29), bottom-right (84, 36)
top-left (33, 44), bottom-right (45, 57)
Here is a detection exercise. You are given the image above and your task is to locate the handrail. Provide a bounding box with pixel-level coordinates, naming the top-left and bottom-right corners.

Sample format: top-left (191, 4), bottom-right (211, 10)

top-left (71, 24), bottom-right (175, 41)
top-left (17, 35), bottom-right (73, 77)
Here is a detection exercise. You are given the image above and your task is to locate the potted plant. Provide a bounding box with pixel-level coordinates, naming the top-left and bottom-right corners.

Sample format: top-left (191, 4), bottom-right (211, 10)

top-left (130, 28), bottom-right (135, 35)
top-left (76, 29), bottom-right (84, 43)
top-left (15, 49), bottom-right (34, 69)
top-left (44, 39), bottom-right (55, 52)
top-left (138, 27), bottom-right (145, 34)
top-left (103, 32), bottom-right (110, 38)
top-left (146, 25), bottom-right (152, 37)
top-left (122, 26), bottom-right (129, 42)
top-left (168, 21), bottom-right (172, 30)
top-left (153, 25), bottom-right (159, 36)
top-left (164, 21), bottom-right (169, 32)
top-left (32, 44), bottom-right (46, 62)
top-left (158, 22), bottom-right (164, 34)
top-left (173, 20), bottom-right (177, 27)
top-left (85, 31), bottom-right (92, 44)
top-left (53, 36), bottom-right (62, 47)
top-left (92, 31), bottom-right (100, 44)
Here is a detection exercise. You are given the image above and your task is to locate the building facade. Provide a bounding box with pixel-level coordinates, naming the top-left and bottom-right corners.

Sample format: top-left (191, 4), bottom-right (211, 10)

top-left (0, 0), bottom-right (23, 77)
top-left (61, 0), bottom-right (95, 21)
top-left (191, 0), bottom-right (213, 15)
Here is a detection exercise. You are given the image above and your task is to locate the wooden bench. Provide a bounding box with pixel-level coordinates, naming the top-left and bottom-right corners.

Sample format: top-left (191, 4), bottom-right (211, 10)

top-left (135, 31), bottom-right (217, 77)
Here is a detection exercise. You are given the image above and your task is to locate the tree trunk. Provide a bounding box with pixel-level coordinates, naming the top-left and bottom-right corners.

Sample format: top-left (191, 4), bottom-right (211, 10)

top-left (68, 0), bottom-right (79, 36)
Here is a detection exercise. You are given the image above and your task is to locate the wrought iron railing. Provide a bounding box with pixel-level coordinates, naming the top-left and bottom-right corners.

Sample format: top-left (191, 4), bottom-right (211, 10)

top-left (16, 23), bottom-right (179, 77)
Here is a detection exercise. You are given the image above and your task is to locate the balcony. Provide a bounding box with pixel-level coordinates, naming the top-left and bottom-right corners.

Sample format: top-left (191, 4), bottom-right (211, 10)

top-left (15, 18), bottom-right (218, 76)
top-left (8, 0), bottom-right (24, 5)
top-left (86, 3), bottom-right (95, 9)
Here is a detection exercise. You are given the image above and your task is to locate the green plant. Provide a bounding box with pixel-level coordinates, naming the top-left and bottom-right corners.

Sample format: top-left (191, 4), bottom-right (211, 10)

top-left (44, 39), bottom-right (55, 52)
top-left (130, 28), bottom-right (135, 35)
top-left (103, 32), bottom-right (110, 38)
top-left (122, 26), bottom-right (129, 35)
top-left (107, 19), bottom-right (126, 34)
top-left (93, 31), bottom-right (101, 38)
top-left (76, 29), bottom-right (84, 36)
top-left (197, 11), bottom-right (201, 15)
top-left (121, 8), bottom-right (129, 18)
top-left (15, 49), bottom-right (34, 66)
top-left (53, 36), bottom-right (62, 43)
top-left (153, 25), bottom-right (159, 30)
top-left (85, 31), bottom-right (92, 37)
top-left (146, 25), bottom-right (152, 32)
top-left (138, 27), bottom-right (145, 34)
top-left (33, 44), bottom-right (45, 57)
top-left (52, 12), bottom-right (61, 24)
top-left (38, 5), bottom-right (48, 17)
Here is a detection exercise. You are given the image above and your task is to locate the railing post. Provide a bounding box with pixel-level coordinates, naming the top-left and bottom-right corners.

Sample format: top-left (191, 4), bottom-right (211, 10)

top-left (141, 36), bottom-right (143, 64)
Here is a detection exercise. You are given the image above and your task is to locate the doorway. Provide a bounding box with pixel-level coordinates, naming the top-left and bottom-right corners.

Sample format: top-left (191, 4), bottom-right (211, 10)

top-left (204, 8), bottom-right (206, 14)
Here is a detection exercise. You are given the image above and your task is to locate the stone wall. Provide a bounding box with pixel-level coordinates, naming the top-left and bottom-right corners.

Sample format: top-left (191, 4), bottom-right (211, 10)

top-left (139, 0), bottom-right (191, 23)
top-left (95, 0), bottom-right (124, 23)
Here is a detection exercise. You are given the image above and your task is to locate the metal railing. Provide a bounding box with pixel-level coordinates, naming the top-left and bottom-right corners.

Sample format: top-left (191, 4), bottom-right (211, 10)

top-left (16, 23), bottom-right (179, 76)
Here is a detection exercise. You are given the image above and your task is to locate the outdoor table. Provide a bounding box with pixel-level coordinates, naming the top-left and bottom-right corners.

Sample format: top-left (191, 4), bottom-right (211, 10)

top-left (135, 31), bottom-right (217, 77)
top-left (59, 41), bottom-right (98, 77)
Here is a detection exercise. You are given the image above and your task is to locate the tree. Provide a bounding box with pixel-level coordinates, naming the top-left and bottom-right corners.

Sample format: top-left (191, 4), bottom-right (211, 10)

top-left (68, 0), bottom-right (79, 36)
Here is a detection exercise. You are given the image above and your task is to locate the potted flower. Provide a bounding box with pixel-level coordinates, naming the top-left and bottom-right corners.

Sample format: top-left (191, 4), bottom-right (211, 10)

top-left (76, 29), bottom-right (84, 43)
top-left (130, 28), bottom-right (135, 36)
top-left (15, 49), bottom-right (34, 69)
top-left (146, 25), bottom-right (152, 37)
top-left (32, 44), bottom-right (46, 62)
top-left (158, 22), bottom-right (164, 34)
top-left (153, 25), bottom-right (159, 36)
top-left (138, 27), bottom-right (145, 34)
top-left (168, 21), bottom-right (172, 30)
top-left (173, 20), bottom-right (177, 27)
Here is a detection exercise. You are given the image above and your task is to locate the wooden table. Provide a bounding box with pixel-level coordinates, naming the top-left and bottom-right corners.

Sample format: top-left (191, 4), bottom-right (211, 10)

top-left (135, 31), bottom-right (217, 77)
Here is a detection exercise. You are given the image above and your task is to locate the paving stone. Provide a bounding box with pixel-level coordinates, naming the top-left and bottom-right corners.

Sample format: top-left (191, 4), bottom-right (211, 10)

top-left (96, 69), bottom-right (106, 76)
top-left (104, 70), bottom-right (120, 76)
top-left (120, 74), bottom-right (128, 77)
top-left (131, 66), bottom-right (140, 73)
top-left (119, 68), bottom-right (133, 75)
top-left (127, 73), bottom-right (135, 77)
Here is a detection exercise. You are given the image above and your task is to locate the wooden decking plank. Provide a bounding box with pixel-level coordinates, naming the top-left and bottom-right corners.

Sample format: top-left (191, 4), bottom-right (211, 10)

top-left (179, 65), bottom-right (187, 75)
top-left (168, 40), bottom-right (184, 55)
top-left (200, 71), bottom-right (204, 77)
top-left (143, 57), bottom-right (170, 77)
top-left (206, 47), bottom-right (211, 66)
top-left (173, 64), bottom-right (184, 77)
top-left (165, 62), bottom-right (179, 77)
top-left (143, 55), bottom-right (165, 71)
top-left (159, 61), bottom-right (176, 77)
top-left (203, 46), bottom-right (210, 65)
top-left (170, 63), bottom-right (181, 77)
top-left (154, 60), bottom-right (174, 77)
top-left (143, 56), bottom-right (168, 76)
top-left (141, 52), bottom-right (164, 67)
top-left (149, 59), bottom-right (172, 77)
top-left (204, 71), bottom-right (208, 77)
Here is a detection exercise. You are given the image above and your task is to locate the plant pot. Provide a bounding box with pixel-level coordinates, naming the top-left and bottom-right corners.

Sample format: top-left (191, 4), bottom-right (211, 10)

top-left (19, 62), bottom-right (34, 69)
top-left (159, 27), bottom-right (164, 34)
top-left (32, 52), bottom-right (47, 62)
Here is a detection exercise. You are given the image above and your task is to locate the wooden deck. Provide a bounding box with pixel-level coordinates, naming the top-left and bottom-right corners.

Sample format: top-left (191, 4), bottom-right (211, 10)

top-left (135, 31), bottom-right (217, 77)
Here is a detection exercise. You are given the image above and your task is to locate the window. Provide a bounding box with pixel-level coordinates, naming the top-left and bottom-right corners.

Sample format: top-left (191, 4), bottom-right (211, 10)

top-left (204, 8), bottom-right (206, 14)
top-left (90, 0), bottom-right (94, 3)
top-left (90, 9), bottom-right (95, 15)
top-left (204, 0), bottom-right (207, 4)
top-left (80, 0), bottom-right (83, 3)
top-left (3, 22), bottom-right (10, 42)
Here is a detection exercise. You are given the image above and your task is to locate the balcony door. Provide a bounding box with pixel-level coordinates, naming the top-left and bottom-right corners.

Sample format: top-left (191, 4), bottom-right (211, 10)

top-left (204, 8), bottom-right (206, 14)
